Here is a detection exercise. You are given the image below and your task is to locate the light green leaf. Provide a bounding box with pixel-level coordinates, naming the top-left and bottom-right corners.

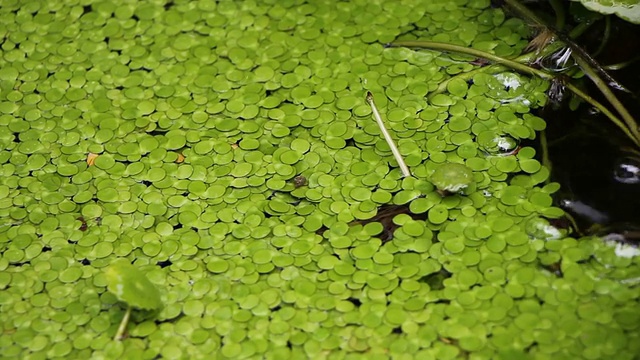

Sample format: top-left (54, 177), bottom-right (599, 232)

top-left (431, 163), bottom-right (475, 193)
top-left (105, 260), bottom-right (162, 310)
top-left (571, 0), bottom-right (640, 24)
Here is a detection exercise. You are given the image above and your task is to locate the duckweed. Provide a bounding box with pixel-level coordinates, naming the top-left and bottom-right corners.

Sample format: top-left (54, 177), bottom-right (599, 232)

top-left (1, 0), bottom-right (639, 359)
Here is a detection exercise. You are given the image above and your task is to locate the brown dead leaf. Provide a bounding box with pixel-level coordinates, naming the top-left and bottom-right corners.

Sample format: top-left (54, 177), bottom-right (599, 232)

top-left (87, 153), bottom-right (99, 166)
top-left (525, 28), bottom-right (554, 54)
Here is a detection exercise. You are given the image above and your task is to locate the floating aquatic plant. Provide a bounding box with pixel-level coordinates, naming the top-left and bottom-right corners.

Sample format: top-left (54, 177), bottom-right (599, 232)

top-left (430, 163), bottom-right (475, 195)
top-left (0, 0), bottom-right (638, 358)
top-left (366, 91), bottom-right (411, 177)
top-left (570, 0), bottom-right (640, 24)
top-left (105, 260), bottom-right (162, 340)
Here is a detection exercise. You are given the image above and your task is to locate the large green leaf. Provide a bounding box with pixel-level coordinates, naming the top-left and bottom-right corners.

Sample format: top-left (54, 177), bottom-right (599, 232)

top-left (571, 0), bottom-right (640, 24)
top-left (105, 260), bottom-right (162, 310)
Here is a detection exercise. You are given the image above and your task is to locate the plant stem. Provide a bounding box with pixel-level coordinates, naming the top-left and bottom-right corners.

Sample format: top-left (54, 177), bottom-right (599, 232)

top-left (563, 82), bottom-right (640, 147)
top-left (503, 0), bottom-right (640, 140)
top-left (502, 0), bottom-right (545, 27)
top-left (603, 55), bottom-right (640, 71)
top-left (502, 0), bottom-right (628, 93)
top-left (114, 305), bottom-right (132, 341)
top-left (428, 20), bottom-right (593, 95)
top-left (574, 56), bottom-right (640, 142)
top-left (389, 40), bottom-right (640, 147)
top-left (548, 0), bottom-right (565, 30)
top-left (540, 130), bottom-right (551, 178)
top-left (592, 15), bottom-right (611, 57)
top-left (564, 211), bottom-right (584, 237)
top-left (366, 92), bottom-right (411, 177)
top-left (390, 41), bottom-right (554, 80)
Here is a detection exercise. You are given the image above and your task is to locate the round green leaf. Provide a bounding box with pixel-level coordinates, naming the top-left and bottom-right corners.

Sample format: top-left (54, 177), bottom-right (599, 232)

top-left (105, 260), bottom-right (162, 310)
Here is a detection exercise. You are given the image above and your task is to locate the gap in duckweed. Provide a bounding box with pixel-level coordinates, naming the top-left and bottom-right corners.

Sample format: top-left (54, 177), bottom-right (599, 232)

top-left (1, 0), bottom-right (639, 359)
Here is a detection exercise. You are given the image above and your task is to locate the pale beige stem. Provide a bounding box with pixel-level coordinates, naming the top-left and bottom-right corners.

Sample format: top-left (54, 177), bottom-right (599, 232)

top-left (114, 305), bottom-right (132, 341)
top-left (366, 92), bottom-right (411, 177)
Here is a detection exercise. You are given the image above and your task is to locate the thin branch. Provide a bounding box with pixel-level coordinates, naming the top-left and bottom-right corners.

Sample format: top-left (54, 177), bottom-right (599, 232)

top-left (564, 211), bottom-right (584, 237)
top-left (388, 40), bottom-right (640, 147)
top-left (603, 55), bottom-right (640, 71)
top-left (574, 56), bottom-right (640, 141)
top-left (548, 0), bottom-right (566, 30)
top-left (390, 41), bottom-right (554, 80)
top-left (540, 130), bottom-right (551, 175)
top-left (428, 20), bottom-right (593, 95)
top-left (114, 305), bottom-right (132, 341)
top-left (502, 0), bottom-right (631, 94)
top-left (563, 81), bottom-right (640, 147)
top-left (366, 92), bottom-right (411, 177)
top-left (503, 0), bottom-right (640, 140)
top-left (592, 15), bottom-right (611, 57)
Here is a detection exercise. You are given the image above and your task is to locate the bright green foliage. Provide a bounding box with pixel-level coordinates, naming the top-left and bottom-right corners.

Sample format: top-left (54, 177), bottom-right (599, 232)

top-left (571, 0), bottom-right (640, 24)
top-left (105, 260), bottom-right (162, 310)
top-left (0, 0), bottom-right (639, 359)
top-left (430, 163), bottom-right (475, 193)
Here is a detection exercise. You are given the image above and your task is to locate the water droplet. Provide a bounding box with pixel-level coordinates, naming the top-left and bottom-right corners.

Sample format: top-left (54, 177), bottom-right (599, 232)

top-left (613, 157), bottom-right (640, 184)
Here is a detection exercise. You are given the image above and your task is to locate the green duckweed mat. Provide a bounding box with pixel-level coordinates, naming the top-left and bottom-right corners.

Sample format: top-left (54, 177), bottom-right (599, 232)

top-left (1, 0), bottom-right (639, 359)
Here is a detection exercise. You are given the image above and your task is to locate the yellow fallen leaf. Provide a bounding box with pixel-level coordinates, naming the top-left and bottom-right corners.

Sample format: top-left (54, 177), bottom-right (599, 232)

top-left (176, 153), bottom-right (185, 163)
top-left (87, 153), bottom-right (99, 166)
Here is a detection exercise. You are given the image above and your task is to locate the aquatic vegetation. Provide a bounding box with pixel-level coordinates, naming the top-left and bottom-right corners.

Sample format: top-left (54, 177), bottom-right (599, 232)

top-left (570, 0), bottom-right (640, 24)
top-left (0, 0), bottom-right (638, 359)
top-left (105, 260), bottom-right (162, 340)
top-left (430, 163), bottom-right (475, 194)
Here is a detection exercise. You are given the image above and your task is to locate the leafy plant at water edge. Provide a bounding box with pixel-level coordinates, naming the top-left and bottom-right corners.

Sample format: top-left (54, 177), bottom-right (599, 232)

top-left (389, 0), bottom-right (640, 146)
top-left (570, 0), bottom-right (640, 24)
